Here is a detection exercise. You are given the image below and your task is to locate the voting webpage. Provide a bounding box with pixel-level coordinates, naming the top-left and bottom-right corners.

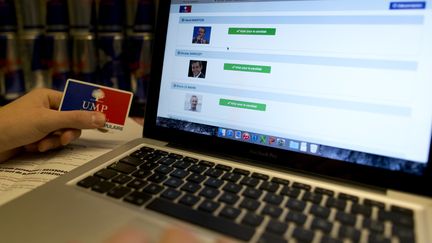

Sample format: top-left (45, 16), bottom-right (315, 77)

top-left (156, 0), bottom-right (432, 168)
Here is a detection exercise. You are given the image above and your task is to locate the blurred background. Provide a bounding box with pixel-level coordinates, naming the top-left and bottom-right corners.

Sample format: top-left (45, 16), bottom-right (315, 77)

top-left (0, 0), bottom-right (158, 116)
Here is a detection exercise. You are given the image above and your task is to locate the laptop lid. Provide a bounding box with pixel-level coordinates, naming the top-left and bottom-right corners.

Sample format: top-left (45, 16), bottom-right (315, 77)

top-left (144, 0), bottom-right (432, 197)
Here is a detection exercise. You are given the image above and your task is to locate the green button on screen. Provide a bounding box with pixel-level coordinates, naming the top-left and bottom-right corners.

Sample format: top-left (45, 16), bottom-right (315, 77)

top-left (224, 63), bottom-right (271, 73)
top-left (219, 99), bottom-right (266, 111)
top-left (228, 28), bottom-right (276, 35)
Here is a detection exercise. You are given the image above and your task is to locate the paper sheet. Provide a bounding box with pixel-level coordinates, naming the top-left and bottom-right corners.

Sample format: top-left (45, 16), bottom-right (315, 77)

top-left (0, 118), bottom-right (143, 206)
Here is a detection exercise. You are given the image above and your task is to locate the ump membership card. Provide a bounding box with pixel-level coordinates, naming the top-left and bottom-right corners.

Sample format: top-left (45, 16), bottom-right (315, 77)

top-left (59, 79), bottom-right (133, 132)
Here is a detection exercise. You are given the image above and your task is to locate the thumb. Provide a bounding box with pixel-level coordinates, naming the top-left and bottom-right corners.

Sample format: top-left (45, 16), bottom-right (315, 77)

top-left (39, 110), bottom-right (106, 132)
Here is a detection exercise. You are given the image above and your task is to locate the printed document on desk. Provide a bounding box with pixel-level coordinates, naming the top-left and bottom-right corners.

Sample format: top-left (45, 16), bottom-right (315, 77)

top-left (0, 118), bottom-right (142, 206)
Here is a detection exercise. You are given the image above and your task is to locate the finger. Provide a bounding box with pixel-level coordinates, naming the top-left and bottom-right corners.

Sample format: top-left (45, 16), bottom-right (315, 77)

top-left (38, 110), bottom-right (106, 133)
top-left (37, 135), bottom-right (63, 152)
top-left (23, 142), bottom-right (39, 152)
top-left (160, 227), bottom-right (199, 243)
top-left (44, 89), bottom-right (64, 109)
top-left (59, 129), bottom-right (82, 145)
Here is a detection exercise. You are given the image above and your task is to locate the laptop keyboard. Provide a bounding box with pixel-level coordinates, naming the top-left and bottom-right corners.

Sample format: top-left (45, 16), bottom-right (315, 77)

top-left (77, 146), bottom-right (416, 243)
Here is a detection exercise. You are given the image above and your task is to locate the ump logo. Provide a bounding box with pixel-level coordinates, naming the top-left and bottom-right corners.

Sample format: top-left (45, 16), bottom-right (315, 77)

top-left (82, 89), bottom-right (108, 112)
top-left (92, 89), bottom-right (105, 102)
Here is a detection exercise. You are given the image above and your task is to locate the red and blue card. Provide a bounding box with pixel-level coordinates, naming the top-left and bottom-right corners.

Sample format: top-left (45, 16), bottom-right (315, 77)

top-left (59, 79), bottom-right (133, 131)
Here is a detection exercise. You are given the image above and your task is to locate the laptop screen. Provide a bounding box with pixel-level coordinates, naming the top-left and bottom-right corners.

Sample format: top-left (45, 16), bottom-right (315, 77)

top-left (154, 0), bottom-right (432, 176)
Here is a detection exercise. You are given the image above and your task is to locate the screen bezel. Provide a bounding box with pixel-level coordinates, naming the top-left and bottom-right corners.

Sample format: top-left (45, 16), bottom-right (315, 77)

top-left (144, 0), bottom-right (432, 197)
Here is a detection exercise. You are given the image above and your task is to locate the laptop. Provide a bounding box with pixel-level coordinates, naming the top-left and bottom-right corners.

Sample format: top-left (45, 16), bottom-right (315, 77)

top-left (1, 0), bottom-right (432, 242)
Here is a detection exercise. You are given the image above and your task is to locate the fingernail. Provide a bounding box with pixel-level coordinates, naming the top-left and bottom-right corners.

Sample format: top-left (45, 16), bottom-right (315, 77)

top-left (92, 113), bottom-right (106, 127)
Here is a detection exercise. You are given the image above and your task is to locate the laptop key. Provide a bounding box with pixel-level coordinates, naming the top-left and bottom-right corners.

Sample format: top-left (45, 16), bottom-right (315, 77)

top-left (285, 211), bottom-right (307, 226)
top-left (199, 187), bottom-right (220, 199)
top-left (219, 206), bottom-right (241, 220)
top-left (392, 225), bottom-right (415, 243)
top-left (338, 226), bottom-right (361, 242)
top-left (215, 164), bottom-right (232, 171)
top-left (168, 153), bottom-right (183, 159)
top-left (338, 193), bottom-right (359, 203)
top-left (368, 233), bottom-right (391, 243)
top-left (221, 172), bottom-right (241, 182)
top-left (139, 146), bottom-right (154, 153)
top-left (119, 156), bottom-right (144, 166)
top-left (188, 164), bottom-right (208, 174)
top-left (223, 182), bottom-right (242, 193)
top-left (243, 187), bottom-right (263, 199)
top-left (309, 205), bottom-right (331, 219)
top-left (179, 194), bottom-right (200, 206)
top-left (351, 203), bottom-right (372, 217)
top-left (109, 162), bottom-right (136, 174)
top-left (262, 204), bottom-right (283, 218)
top-left (204, 178), bottom-right (224, 188)
top-left (264, 192), bottom-right (283, 205)
top-left (163, 177), bottom-right (184, 188)
top-left (314, 187), bottom-right (335, 197)
top-left (199, 200), bottom-right (220, 213)
top-left (292, 182), bottom-right (311, 191)
top-left (147, 173), bottom-right (167, 183)
top-left (292, 227), bottom-right (315, 243)
top-left (107, 186), bottom-right (131, 199)
top-left (325, 197), bottom-right (347, 211)
top-left (260, 181), bottom-right (280, 193)
top-left (266, 219), bottom-right (288, 235)
top-left (155, 165), bottom-right (174, 175)
top-left (77, 176), bottom-right (101, 188)
top-left (240, 198), bottom-right (261, 211)
top-left (147, 198), bottom-right (255, 241)
top-left (124, 191), bottom-right (152, 206)
top-left (240, 177), bottom-right (260, 187)
top-left (153, 150), bottom-right (169, 156)
top-left (233, 168), bottom-right (250, 176)
top-left (258, 232), bottom-right (287, 243)
top-left (140, 162), bottom-right (158, 170)
top-left (335, 211), bottom-right (357, 226)
top-left (286, 198), bottom-right (306, 212)
top-left (172, 160), bottom-right (192, 169)
top-left (302, 191), bottom-right (323, 204)
top-left (183, 157), bottom-right (199, 163)
top-left (199, 160), bottom-right (215, 167)
top-left (242, 212), bottom-right (264, 227)
top-left (170, 169), bottom-right (189, 179)
top-left (252, 172), bottom-right (269, 181)
top-left (127, 179), bottom-right (148, 190)
top-left (92, 181), bottom-right (116, 193)
top-left (205, 168), bottom-right (224, 178)
top-left (321, 236), bottom-right (343, 243)
top-left (364, 198), bottom-right (385, 209)
top-left (132, 169), bottom-right (151, 179)
top-left (390, 205), bottom-right (414, 217)
top-left (161, 188), bottom-right (182, 201)
top-left (187, 173), bottom-right (206, 183)
top-left (143, 183), bottom-right (164, 194)
top-left (280, 186), bottom-right (300, 198)
top-left (271, 177), bottom-right (289, 185)
top-left (112, 174), bottom-right (133, 184)
top-left (158, 157), bottom-right (176, 166)
top-left (95, 169), bottom-right (118, 180)
top-left (181, 182), bottom-right (201, 193)
top-left (378, 210), bottom-right (414, 227)
top-left (310, 217), bottom-right (333, 233)
top-left (363, 218), bottom-right (385, 233)
top-left (218, 192), bottom-right (240, 205)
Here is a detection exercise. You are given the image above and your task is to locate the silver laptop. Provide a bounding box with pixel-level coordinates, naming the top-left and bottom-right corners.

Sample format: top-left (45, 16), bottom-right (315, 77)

top-left (1, 0), bottom-right (432, 242)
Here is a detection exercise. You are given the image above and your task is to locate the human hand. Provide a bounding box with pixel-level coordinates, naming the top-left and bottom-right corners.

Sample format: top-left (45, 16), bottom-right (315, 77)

top-left (0, 88), bottom-right (106, 162)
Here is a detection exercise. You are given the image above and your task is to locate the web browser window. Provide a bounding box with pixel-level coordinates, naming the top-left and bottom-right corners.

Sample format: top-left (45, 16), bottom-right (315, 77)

top-left (156, 0), bottom-right (432, 172)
